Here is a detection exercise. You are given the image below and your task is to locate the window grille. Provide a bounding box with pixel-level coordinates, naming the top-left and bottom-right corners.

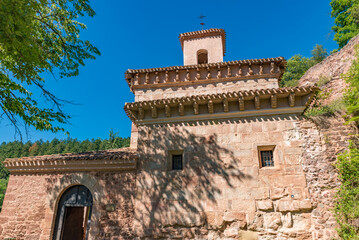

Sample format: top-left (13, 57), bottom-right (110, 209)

top-left (260, 150), bottom-right (274, 167)
top-left (172, 154), bottom-right (183, 170)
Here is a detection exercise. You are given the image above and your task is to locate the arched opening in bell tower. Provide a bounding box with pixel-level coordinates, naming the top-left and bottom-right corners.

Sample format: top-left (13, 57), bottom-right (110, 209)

top-left (197, 49), bottom-right (208, 64)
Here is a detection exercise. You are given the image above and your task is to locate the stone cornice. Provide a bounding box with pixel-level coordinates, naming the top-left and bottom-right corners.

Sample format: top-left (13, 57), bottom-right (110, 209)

top-left (4, 148), bottom-right (137, 173)
top-left (124, 87), bottom-right (318, 125)
top-left (179, 28), bottom-right (226, 55)
top-left (124, 57), bottom-right (286, 89)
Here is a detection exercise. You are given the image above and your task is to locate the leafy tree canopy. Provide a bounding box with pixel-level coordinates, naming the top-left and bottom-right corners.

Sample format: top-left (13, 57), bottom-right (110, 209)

top-left (280, 45), bottom-right (328, 87)
top-left (0, 0), bottom-right (100, 137)
top-left (331, 0), bottom-right (359, 48)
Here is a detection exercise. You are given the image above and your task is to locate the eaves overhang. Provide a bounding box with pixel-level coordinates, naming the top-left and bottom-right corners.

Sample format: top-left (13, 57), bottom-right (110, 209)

top-left (124, 86), bottom-right (318, 125)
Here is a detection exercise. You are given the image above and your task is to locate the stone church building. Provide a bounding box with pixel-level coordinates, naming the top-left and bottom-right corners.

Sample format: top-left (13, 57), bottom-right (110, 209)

top-left (0, 29), bottom-right (350, 239)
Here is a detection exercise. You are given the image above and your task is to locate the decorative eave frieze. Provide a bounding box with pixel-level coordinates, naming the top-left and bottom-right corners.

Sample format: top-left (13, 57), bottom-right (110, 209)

top-left (179, 28), bottom-right (227, 55)
top-left (124, 57), bottom-right (287, 90)
top-left (4, 148), bottom-right (137, 173)
top-left (124, 86), bottom-right (318, 125)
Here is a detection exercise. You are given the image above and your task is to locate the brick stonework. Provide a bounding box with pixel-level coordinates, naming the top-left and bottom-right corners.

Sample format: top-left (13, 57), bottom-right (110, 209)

top-left (0, 171), bottom-right (136, 240)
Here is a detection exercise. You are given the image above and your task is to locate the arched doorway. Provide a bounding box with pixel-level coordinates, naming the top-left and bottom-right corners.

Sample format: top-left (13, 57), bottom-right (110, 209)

top-left (53, 185), bottom-right (93, 240)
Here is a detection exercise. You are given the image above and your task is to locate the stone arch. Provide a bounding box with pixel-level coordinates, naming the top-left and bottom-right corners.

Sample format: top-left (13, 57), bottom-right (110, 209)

top-left (197, 49), bottom-right (208, 64)
top-left (47, 173), bottom-right (104, 240)
top-left (52, 185), bottom-right (93, 240)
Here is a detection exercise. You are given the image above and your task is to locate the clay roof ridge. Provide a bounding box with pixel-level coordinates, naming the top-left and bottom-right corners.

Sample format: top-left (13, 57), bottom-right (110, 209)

top-left (178, 28), bottom-right (226, 54)
top-left (125, 56), bottom-right (286, 77)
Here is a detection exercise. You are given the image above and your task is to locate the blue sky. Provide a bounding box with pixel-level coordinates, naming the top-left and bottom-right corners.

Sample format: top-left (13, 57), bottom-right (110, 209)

top-left (0, 0), bottom-right (338, 142)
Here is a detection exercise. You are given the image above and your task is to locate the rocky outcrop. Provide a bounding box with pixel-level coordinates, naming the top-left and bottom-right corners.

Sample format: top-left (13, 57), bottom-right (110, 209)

top-left (299, 34), bottom-right (359, 103)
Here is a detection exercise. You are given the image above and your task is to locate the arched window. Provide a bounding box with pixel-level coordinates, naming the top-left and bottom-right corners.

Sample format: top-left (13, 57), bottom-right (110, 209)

top-left (197, 49), bottom-right (208, 64)
top-left (53, 185), bottom-right (93, 240)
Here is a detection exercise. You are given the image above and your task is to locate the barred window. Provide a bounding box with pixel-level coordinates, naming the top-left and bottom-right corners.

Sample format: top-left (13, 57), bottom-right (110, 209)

top-left (258, 146), bottom-right (275, 168)
top-left (260, 150), bottom-right (274, 167)
top-left (172, 154), bottom-right (183, 170)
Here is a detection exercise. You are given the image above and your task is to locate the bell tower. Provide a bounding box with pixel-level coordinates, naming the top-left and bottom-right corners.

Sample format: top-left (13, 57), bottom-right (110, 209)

top-left (179, 28), bottom-right (226, 65)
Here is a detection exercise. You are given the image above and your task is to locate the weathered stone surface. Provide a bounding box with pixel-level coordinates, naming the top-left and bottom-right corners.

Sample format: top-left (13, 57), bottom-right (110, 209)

top-left (238, 230), bottom-right (258, 240)
top-left (282, 212), bottom-right (293, 228)
top-left (263, 212), bottom-right (282, 230)
top-left (0, 172), bottom-right (136, 239)
top-left (256, 200), bottom-right (273, 211)
top-left (277, 199), bottom-right (312, 212)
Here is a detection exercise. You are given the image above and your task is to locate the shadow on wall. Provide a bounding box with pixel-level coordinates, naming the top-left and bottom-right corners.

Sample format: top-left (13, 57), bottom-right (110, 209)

top-left (44, 170), bottom-right (137, 238)
top-left (134, 120), bottom-right (258, 237)
top-left (43, 114), bottom-right (302, 238)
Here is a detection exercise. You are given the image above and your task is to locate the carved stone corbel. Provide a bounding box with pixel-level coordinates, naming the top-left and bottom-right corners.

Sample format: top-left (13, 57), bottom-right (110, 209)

top-left (227, 65), bottom-right (232, 77)
top-left (145, 73), bottom-right (150, 84)
top-left (217, 65), bottom-right (222, 79)
top-left (138, 107), bottom-right (144, 120)
top-left (208, 100), bottom-right (214, 114)
top-left (151, 106), bottom-right (157, 118)
top-left (259, 65), bottom-right (263, 75)
top-left (186, 70), bottom-right (190, 81)
top-left (193, 101), bottom-right (199, 115)
top-left (289, 93), bottom-right (295, 107)
top-left (179, 103), bottom-right (184, 116)
top-left (270, 62), bottom-right (275, 74)
top-left (175, 70), bottom-right (180, 82)
top-left (135, 73), bottom-right (140, 85)
top-left (196, 68), bottom-right (200, 80)
top-left (271, 94), bottom-right (277, 108)
top-left (165, 104), bottom-right (171, 117)
top-left (255, 95), bottom-right (260, 110)
top-left (238, 64), bottom-right (242, 76)
top-left (239, 96), bottom-right (245, 111)
top-left (223, 98), bottom-right (229, 112)
top-left (207, 67), bottom-right (211, 79)
top-left (155, 72), bottom-right (160, 83)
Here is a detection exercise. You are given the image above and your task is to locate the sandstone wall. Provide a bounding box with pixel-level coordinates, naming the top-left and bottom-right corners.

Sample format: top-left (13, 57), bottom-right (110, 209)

top-left (0, 171), bottom-right (136, 240)
top-left (134, 114), bottom-right (314, 239)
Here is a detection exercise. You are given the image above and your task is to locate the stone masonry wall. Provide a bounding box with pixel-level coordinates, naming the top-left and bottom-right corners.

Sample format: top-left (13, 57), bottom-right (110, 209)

top-left (300, 116), bottom-right (358, 240)
top-left (134, 114), bottom-right (315, 239)
top-left (0, 171), bottom-right (136, 240)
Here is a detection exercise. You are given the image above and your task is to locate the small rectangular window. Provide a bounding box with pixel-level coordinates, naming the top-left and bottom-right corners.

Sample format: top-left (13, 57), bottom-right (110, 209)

top-left (258, 145), bottom-right (275, 168)
top-left (172, 154), bottom-right (183, 170)
top-left (260, 150), bottom-right (274, 167)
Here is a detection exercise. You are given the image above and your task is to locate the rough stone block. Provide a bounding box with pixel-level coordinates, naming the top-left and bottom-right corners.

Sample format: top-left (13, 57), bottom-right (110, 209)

top-left (256, 200), bottom-right (273, 211)
top-left (263, 212), bottom-right (282, 230)
top-left (231, 199), bottom-right (256, 212)
top-left (223, 211), bottom-right (246, 227)
top-left (238, 230), bottom-right (258, 240)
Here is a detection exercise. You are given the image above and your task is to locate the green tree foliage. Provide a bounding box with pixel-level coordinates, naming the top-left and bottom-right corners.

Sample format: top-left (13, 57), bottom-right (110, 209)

top-left (335, 142), bottom-right (359, 239)
top-left (343, 46), bottom-right (359, 123)
top-left (333, 45), bottom-right (359, 238)
top-left (0, 133), bottom-right (130, 211)
top-left (280, 45), bottom-right (328, 87)
top-left (331, 0), bottom-right (359, 48)
top-left (0, 0), bottom-right (100, 137)
top-left (311, 44), bottom-right (329, 64)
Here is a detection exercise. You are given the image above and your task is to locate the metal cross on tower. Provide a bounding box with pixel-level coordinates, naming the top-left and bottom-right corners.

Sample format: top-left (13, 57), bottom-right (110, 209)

top-left (198, 14), bottom-right (206, 30)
